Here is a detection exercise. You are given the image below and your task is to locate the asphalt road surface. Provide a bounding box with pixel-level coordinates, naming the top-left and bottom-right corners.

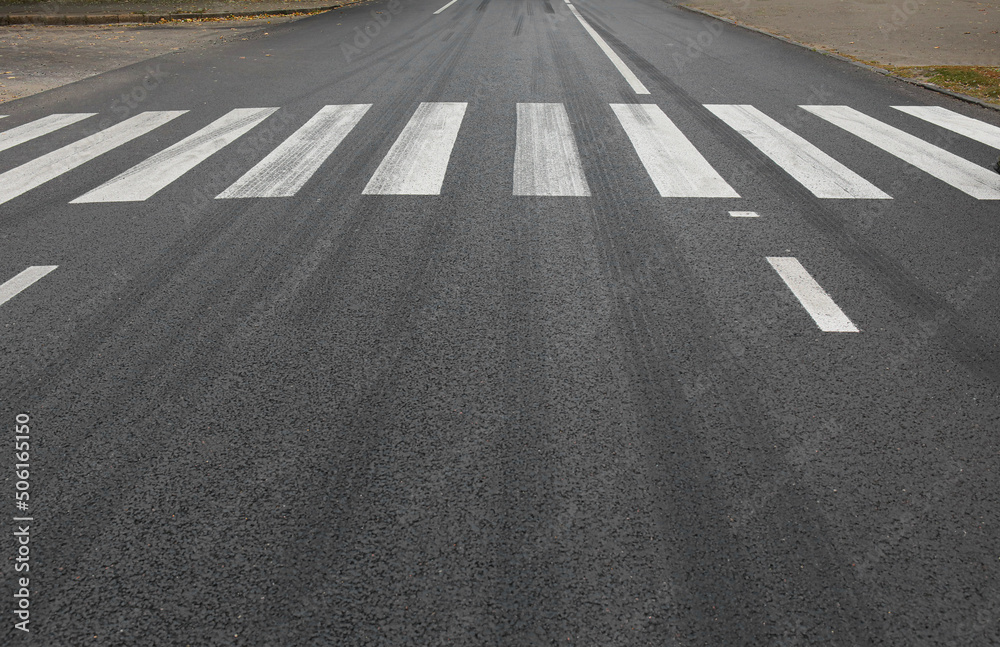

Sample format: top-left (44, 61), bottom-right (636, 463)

top-left (2, 0), bottom-right (999, 644)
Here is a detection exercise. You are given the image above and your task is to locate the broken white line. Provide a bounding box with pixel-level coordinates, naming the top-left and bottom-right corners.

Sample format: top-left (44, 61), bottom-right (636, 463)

top-left (0, 266), bottom-right (58, 308)
top-left (434, 0), bottom-right (460, 13)
top-left (767, 257), bottom-right (859, 332)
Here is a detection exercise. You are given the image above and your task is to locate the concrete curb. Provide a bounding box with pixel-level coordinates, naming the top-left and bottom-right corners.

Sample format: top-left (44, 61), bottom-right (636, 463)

top-left (677, 3), bottom-right (1000, 114)
top-left (0, 4), bottom-right (339, 25)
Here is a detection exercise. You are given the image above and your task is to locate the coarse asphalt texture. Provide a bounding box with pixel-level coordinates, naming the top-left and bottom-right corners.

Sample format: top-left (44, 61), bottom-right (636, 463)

top-left (1, 0), bottom-right (999, 644)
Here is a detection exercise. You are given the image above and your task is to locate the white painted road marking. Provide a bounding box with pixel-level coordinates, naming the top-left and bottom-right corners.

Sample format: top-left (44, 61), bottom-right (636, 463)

top-left (0, 111), bottom-right (185, 207)
top-left (514, 103), bottom-right (590, 196)
top-left (0, 113), bottom-right (96, 154)
top-left (72, 108), bottom-right (277, 203)
top-left (729, 211), bottom-right (759, 217)
top-left (363, 102), bottom-right (467, 195)
top-left (565, 3), bottom-right (649, 95)
top-left (892, 105), bottom-right (1000, 150)
top-left (433, 0), bottom-right (460, 13)
top-left (218, 105), bottom-right (371, 199)
top-left (706, 104), bottom-right (891, 199)
top-left (802, 105), bottom-right (1000, 200)
top-left (0, 266), bottom-right (58, 308)
top-left (767, 257), bottom-right (859, 332)
top-left (612, 103), bottom-right (739, 198)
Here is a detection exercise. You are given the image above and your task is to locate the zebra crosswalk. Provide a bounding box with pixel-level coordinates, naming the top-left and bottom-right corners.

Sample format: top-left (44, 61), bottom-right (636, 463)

top-left (0, 102), bottom-right (998, 206)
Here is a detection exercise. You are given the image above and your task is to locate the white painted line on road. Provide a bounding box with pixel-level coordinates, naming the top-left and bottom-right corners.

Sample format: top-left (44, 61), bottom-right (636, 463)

top-left (729, 211), bottom-right (759, 217)
top-left (767, 257), bottom-right (859, 332)
top-left (706, 104), bottom-right (891, 199)
top-left (612, 103), bottom-right (739, 198)
top-left (72, 108), bottom-right (277, 203)
top-left (0, 266), bottom-right (58, 308)
top-left (892, 105), bottom-right (1000, 149)
top-left (0, 113), bottom-right (97, 153)
top-left (564, 3), bottom-right (649, 95)
top-left (0, 111), bottom-right (185, 207)
top-left (802, 105), bottom-right (1000, 200)
top-left (514, 103), bottom-right (590, 196)
top-left (217, 105), bottom-right (371, 199)
top-left (363, 102), bottom-right (467, 195)
top-left (433, 0), bottom-right (460, 13)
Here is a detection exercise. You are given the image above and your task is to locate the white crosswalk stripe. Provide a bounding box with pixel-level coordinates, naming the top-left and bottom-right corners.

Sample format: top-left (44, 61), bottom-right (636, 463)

top-left (0, 113), bottom-right (96, 154)
top-left (72, 108), bottom-right (278, 203)
top-left (0, 266), bottom-right (58, 308)
top-left (802, 105), bottom-right (1000, 200)
top-left (514, 103), bottom-right (590, 196)
top-left (2, 102), bottom-right (998, 205)
top-left (218, 105), bottom-right (371, 199)
top-left (613, 103), bottom-right (738, 198)
top-left (892, 105), bottom-right (1000, 150)
top-left (706, 104), bottom-right (890, 199)
top-left (0, 111), bottom-right (185, 207)
top-left (363, 102), bottom-right (467, 195)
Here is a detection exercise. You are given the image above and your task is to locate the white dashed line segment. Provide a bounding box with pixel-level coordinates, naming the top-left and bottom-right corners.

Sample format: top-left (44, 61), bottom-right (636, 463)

top-left (767, 257), bottom-right (859, 333)
top-left (0, 266), bottom-right (58, 308)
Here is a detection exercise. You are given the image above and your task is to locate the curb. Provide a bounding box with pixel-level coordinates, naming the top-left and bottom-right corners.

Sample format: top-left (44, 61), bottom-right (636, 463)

top-left (677, 4), bottom-right (1000, 114)
top-left (0, 4), bottom-right (340, 25)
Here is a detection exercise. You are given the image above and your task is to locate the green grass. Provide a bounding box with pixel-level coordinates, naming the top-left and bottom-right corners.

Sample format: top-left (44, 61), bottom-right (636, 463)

top-left (890, 66), bottom-right (1000, 105)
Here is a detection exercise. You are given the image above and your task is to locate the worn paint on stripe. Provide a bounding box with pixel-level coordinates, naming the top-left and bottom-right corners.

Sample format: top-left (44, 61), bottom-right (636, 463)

top-left (514, 103), bottom-right (590, 196)
top-left (612, 103), bottom-right (738, 198)
top-left (434, 0), bottom-right (460, 13)
top-left (893, 105), bottom-right (1000, 150)
top-left (707, 104), bottom-right (890, 199)
top-left (363, 102), bottom-right (467, 195)
top-left (565, 4), bottom-right (649, 94)
top-left (802, 105), bottom-right (1000, 200)
top-left (218, 105), bottom-right (371, 199)
top-left (72, 108), bottom-right (278, 203)
top-left (0, 266), bottom-right (58, 307)
top-left (0, 113), bottom-right (96, 153)
top-left (767, 257), bottom-right (859, 332)
top-left (0, 111), bottom-right (185, 206)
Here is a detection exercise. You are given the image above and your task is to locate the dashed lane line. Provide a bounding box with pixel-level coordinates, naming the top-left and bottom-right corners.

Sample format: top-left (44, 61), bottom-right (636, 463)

top-left (767, 257), bottom-right (859, 333)
top-left (0, 266), bottom-right (58, 308)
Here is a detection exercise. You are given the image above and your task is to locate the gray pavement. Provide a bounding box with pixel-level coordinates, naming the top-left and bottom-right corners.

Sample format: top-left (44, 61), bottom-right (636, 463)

top-left (1, 0), bottom-right (999, 644)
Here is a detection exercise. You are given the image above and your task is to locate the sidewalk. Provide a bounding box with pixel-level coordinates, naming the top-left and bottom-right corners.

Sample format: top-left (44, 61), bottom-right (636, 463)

top-left (1, 0), bottom-right (341, 24)
top-left (681, 0), bottom-right (999, 66)
top-left (680, 0), bottom-right (1000, 107)
top-left (0, 0), bottom-right (360, 102)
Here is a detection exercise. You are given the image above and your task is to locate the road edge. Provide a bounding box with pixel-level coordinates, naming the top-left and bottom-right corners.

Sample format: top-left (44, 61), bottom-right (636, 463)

top-left (677, 4), bottom-right (1000, 115)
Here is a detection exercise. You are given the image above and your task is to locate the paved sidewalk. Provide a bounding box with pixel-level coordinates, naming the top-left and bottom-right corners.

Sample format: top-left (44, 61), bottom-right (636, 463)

top-left (1, 0), bottom-right (339, 24)
top-left (680, 0), bottom-right (1000, 66)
